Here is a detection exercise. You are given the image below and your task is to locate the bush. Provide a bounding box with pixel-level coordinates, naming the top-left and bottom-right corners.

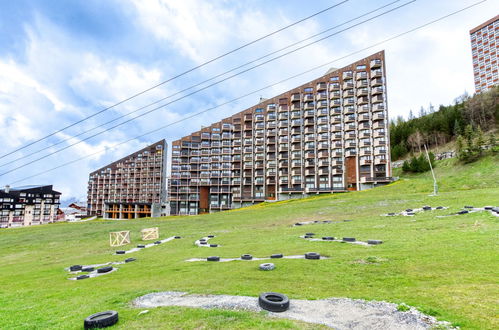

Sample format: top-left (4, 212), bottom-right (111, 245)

top-left (402, 152), bottom-right (435, 173)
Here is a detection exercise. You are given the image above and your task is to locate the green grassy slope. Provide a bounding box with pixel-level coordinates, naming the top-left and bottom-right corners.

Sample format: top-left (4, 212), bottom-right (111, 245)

top-left (0, 156), bottom-right (498, 329)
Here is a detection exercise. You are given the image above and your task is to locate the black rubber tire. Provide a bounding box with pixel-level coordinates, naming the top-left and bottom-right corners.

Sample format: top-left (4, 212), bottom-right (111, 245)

top-left (70, 265), bottom-right (82, 271)
top-left (464, 206), bottom-right (474, 209)
top-left (270, 254), bottom-right (283, 259)
top-left (207, 256), bottom-right (220, 262)
top-left (125, 258), bottom-right (136, 263)
top-left (436, 206), bottom-right (444, 210)
top-left (84, 310), bottom-right (118, 329)
top-left (210, 244), bottom-right (218, 247)
top-left (313, 220), bottom-right (320, 223)
top-left (199, 239), bottom-right (207, 242)
top-left (82, 267), bottom-right (94, 272)
top-left (305, 252), bottom-right (320, 260)
top-left (387, 213), bottom-right (396, 216)
top-left (322, 236), bottom-right (334, 241)
top-left (306, 233), bottom-right (315, 236)
top-left (258, 292), bottom-right (290, 312)
top-left (343, 219), bottom-right (352, 222)
top-left (368, 240), bottom-right (383, 245)
top-left (259, 263), bottom-right (275, 271)
top-left (116, 250), bottom-right (125, 255)
top-left (406, 212), bottom-right (415, 216)
top-left (458, 210), bottom-right (469, 214)
top-left (492, 207), bottom-right (499, 213)
top-left (77, 275), bottom-right (89, 280)
top-left (200, 241), bottom-right (208, 245)
top-left (137, 245), bottom-right (146, 248)
top-left (303, 235), bottom-right (313, 239)
top-left (154, 241), bottom-right (162, 245)
top-left (174, 236), bottom-right (181, 239)
top-left (294, 223), bottom-right (302, 226)
top-left (343, 237), bottom-right (356, 242)
top-left (406, 209), bottom-right (413, 212)
top-left (323, 220), bottom-right (332, 223)
top-left (241, 254), bottom-right (253, 260)
top-left (422, 206), bottom-right (432, 211)
top-left (97, 266), bottom-right (113, 274)
top-left (484, 206), bottom-right (493, 210)
top-left (207, 235), bottom-right (215, 238)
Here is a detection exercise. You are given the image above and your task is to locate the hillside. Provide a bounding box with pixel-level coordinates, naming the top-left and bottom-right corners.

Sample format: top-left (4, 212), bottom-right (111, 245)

top-left (0, 155), bottom-right (498, 329)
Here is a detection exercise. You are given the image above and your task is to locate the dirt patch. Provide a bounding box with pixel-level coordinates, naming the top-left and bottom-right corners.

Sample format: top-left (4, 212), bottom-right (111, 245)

top-left (132, 291), bottom-right (455, 329)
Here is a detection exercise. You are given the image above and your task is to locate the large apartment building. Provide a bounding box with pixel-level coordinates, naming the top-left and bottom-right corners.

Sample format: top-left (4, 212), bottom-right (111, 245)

top-left (87, 140), bottom-right (168, 219)
top-left (470, 15), bottom-right (498, 93)
top-left (0, 185), bottom-right (62, 228)
top-left (169, 51), bottom-right (391, 216)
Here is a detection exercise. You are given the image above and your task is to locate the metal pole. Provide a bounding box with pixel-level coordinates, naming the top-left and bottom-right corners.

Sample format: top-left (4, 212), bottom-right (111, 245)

top-left (424, 144), bottom-right (438, 196)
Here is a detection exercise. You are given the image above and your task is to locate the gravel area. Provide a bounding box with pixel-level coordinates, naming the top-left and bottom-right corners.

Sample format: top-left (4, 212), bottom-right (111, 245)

top-left (132, 291), bottom-right (455, 329)
top-left (437, 206), bottom-right (499, 218)
top-left (293, 219), bottom-right (351, 226)
top-left (381, 206), bottom-right (448, 217)
top-left (185, 254), bottom-right (329, 262)
top-left (299, 235), bottom-right (382, 246)
top-left (113, 236), bottom-right (179, 255)
top-left (67, 267), bottom-right (118, 280)
top-left (195, 236), bottom-right (220, 247)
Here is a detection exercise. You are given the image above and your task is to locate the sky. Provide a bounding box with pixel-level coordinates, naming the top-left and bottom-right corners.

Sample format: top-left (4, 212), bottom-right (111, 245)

top-left (0, 0), bottom-right (496, 202)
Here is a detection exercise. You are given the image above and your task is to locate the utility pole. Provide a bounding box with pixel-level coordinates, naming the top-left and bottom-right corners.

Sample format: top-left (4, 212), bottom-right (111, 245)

top-left (424, 144), bottom-right (438, 196)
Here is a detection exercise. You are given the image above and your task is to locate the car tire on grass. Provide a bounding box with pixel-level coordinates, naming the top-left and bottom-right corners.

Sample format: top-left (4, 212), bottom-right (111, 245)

top-left (84, 310), bottom-right (118, 329)
top-left (116, 250), bottom-right (125, 255)
top-left (259, 263), bottom-right (275, 271)
top-left (97, 266), bottom-right (113, 274)
top-left (258, 292), bottom-right (289, 312)
top-left (305, 252), bottom-right (320, 260)
top-left (82, 267), bottom-right (94, 272)
top-left (125, 258), bottom-right (136, 263)
top-left (270, 254), bottom-right (283, 259)
top-left (77, 275), bottom-right (90, 280)
top-left (207, 256), bottom-right (220, 262)
top-left (70, 265), bottom-right (82, 271)
top-left (241, 254), bottom-right (253, 260)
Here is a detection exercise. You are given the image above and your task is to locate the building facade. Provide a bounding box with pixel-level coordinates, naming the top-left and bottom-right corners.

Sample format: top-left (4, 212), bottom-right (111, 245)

top-left (0, 185), bottom-right (62, 228)
top-left (169, 51), bottom-right (391, 216)
top-left (470, 15), bottom-right (498, 93)
top-left (87, 140), bottom-right (168, 219)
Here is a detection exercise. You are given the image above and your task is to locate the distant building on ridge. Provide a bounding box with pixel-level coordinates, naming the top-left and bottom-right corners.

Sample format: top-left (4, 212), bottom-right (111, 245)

top-left (470, 15), bottom-right (498, 93)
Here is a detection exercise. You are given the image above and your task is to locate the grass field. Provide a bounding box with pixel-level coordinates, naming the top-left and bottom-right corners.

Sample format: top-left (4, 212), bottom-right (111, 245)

top-left (0, 156), bottom-right (498, 329)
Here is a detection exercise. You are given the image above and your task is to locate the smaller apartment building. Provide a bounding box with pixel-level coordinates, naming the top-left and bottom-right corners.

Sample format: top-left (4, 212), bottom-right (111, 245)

top-left (87, 140), bottom-right (168, 219)
top-left (0, 185), bottom-right (62, 228)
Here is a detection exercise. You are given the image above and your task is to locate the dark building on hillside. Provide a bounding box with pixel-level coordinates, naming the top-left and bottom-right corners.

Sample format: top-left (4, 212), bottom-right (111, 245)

top-left (87, 140), bottom-right (169, 219)
top-left (0, 185), bottom-right (62, 228)
top-left (169, 51), bottom-right (392, 216)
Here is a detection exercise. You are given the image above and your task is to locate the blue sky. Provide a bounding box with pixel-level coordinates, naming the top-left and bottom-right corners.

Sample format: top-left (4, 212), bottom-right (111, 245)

top-left (0, 0), bottom-right (496, 201)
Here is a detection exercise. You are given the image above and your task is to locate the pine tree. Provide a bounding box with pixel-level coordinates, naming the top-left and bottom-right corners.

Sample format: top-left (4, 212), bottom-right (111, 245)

top-left (476, 127), bottom-right (485, 156)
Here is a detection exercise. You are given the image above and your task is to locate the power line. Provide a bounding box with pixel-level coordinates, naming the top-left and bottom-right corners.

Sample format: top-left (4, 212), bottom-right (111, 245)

top-left (8, 0), bottom-right (487, 185)
top-left (0, 0), bottom-right (349, 161)
top-left (0, 0), bottom-right (406, 169)
top-left (0, 0), bottom-right (416, 177)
